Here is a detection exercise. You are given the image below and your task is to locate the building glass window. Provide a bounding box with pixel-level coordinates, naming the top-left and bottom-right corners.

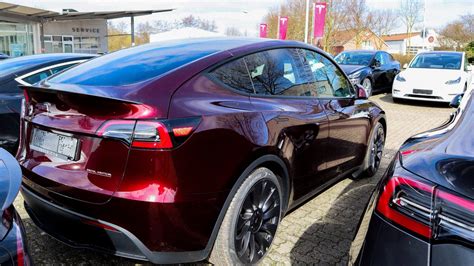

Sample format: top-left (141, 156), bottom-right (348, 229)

top-left (0, 22), bottom-right (34, 56)
top-left (74, 36), bottom-right (100, 54)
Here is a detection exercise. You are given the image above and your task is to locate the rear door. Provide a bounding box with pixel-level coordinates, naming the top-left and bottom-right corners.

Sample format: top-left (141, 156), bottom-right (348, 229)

top-left (301, 49), bottom-right (370, 177)
top-left (245, 48), bottom-right (330, 199)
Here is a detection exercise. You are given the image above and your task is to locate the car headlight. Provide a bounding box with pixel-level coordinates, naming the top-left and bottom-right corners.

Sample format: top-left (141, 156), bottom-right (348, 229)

top-left (445, 77), bottom-right (461, 85)
top-left (348, 71), bottom-right (362, 79)
top-left (395, 74), bottom-right (406, 82)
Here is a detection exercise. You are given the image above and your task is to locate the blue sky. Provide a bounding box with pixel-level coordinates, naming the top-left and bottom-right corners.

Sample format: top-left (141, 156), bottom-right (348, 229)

top-left (14, 0), bottom-right (474, 36)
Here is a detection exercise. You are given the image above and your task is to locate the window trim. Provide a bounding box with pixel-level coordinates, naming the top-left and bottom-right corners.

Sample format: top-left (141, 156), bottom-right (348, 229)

top-left (14, 59), bottom-right (87, 86)
top-left (205, 46), bottom-right (356, 100)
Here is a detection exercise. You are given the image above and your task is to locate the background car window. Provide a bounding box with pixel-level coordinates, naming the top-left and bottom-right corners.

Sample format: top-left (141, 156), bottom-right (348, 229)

top-left (22, 70), bottom-right (52, 85)
top-left (374, 53), bottom-right (385, 66)
top-left (50, 63), bottom-right (76, 74)
top-left (382, 53), bottom-right (391, 65)
top-left (244, 48), bottom-right (314, 97)
top-left (210, 58), bottom-right (254, 93)
top-left (303, 50), bottom-right (353, 98)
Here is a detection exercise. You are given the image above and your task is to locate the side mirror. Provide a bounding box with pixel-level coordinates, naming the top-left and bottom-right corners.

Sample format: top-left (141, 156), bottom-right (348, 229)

top-left (0, 148), bottom-right (22, 211)
top-left (449, 94), bottom-right (464, 109)
top-left (403, 63), bottom-right (408, 69)
top-left (355, 84), bottom-right (368, 99)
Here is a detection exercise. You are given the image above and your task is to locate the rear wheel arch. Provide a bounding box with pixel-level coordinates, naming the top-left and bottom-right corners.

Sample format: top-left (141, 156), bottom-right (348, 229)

top-left (205, 154), bottom-right (291, 259)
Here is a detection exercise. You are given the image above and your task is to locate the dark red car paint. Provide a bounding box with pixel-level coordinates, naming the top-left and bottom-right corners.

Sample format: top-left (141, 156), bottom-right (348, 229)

top-left (17, 38), bottom-right (385, 262)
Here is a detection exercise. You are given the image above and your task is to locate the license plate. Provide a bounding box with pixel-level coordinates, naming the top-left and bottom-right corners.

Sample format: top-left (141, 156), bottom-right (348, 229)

top-left (413, 89), bottom-right (433, 95)
top-left (30, 128), bottom-right (79, 160)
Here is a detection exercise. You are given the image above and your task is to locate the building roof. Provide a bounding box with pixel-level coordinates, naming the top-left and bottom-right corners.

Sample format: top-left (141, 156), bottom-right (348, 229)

top-left (382, 32), bottom-right (420, 41)
top-left (332, 29), bottom-right (388, 48)
top-left (0, 2), bottom-right (173, 22)
top-left (150, 27), bottom-right (224, 42)
top-left (332, 29), bottom-right (360, 46)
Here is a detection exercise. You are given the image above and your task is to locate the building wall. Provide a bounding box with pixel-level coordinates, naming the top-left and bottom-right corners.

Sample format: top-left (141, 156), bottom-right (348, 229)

top-left (386, 40), bottom-right (405, 55)
top-left (43, 19), bottom-right (107, 54)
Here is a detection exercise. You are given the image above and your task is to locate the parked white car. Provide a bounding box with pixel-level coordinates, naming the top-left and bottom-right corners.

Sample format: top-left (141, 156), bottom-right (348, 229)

top-left (392, 51), bottom-right (472, 103)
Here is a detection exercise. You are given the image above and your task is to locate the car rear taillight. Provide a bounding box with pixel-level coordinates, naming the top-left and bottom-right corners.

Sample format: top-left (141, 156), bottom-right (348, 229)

top-left (96, 117), bottom-right (201, 149)
top-left (376, 174), bottom-right (474, 244)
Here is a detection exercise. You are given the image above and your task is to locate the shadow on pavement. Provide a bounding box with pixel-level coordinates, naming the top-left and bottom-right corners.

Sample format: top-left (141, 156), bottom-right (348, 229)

top-left (289, 148), bottom-right (397, 265)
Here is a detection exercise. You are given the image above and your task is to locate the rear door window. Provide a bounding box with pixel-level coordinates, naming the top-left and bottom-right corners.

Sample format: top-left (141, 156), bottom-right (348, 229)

top-left (209, 58), bottom-right (254, 94)
top-left (244, 48), bottom-right (315, 97)
top-left (22, 70), bottom-right (52, 85)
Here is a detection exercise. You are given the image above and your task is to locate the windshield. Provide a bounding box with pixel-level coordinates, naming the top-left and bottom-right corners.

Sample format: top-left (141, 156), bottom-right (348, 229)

top-left (409, 53), bottom-right (462, 70)
top-left (334, 52), bottom-right (374, 66)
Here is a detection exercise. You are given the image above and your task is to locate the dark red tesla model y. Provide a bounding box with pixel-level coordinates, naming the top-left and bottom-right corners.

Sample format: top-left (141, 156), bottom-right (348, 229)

top-left (17, 38), bottom-right (386, 264)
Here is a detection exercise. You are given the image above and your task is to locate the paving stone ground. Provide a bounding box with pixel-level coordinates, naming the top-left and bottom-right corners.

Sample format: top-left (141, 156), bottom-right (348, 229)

top-left (13, 93), bottom-right (453, 265)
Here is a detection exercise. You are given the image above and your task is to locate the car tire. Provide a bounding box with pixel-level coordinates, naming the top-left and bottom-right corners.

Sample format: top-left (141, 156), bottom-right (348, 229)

top-left (209, 167), bottom-right (283, 265)
top-left (392, 97), bottom-right (401, 103)
top-left (361, 78), bottom-right (373, 97)
top-left (351, 122), bottom-right (385, 179)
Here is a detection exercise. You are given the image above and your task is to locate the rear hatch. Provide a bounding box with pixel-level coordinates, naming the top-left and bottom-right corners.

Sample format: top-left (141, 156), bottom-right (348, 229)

top-left (18, 86), bottom-right (160, 204)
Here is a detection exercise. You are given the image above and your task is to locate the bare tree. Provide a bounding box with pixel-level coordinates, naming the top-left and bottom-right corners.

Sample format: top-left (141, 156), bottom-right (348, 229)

top-left (179, 15), bottom-right (218, 32)
top-left (399, 0), bottom-right (423, 48)
top-left (343, 0), bottom-right (373, 47)
top-left (439, 13), bottom-right (474, 50)
top-left (225, 27), bottom-right (243, 36)
top-left (370, 9), bottom-right (399, 37)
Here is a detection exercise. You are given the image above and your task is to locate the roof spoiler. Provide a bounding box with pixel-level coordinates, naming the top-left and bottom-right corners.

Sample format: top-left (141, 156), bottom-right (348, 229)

top-left (20, 85), bottom-right (142, 105)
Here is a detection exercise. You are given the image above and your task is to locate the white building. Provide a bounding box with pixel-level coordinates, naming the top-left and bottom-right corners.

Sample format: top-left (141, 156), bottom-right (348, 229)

top-left (0, 2), bottom-right (172, 56)
top-left (382, 30), bottom-right (439, 55)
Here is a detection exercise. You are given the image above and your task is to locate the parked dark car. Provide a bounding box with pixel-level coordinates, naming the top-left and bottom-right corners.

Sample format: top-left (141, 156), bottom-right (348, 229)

top-left (0, 148), bottom-right (29, 265)
top-left (0, 53), bottom-right (95, 155)
top-left (350, 91), bottom-right (474, 265)
top-left (0, 53), bottom-right (9, 60)
top-left (334, 50), bottom-right (400, 96)
top-left (18, 38), bottom-right (386, 264)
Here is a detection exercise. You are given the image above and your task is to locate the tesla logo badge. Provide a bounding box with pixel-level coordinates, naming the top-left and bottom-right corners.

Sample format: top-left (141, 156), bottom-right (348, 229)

top-left (315, 4), bottom-right (326, 14)
top-left (260, 24), bottom-right (266, 30)
top-left (86, 169), bottom-right (112, 178)
top-left (280, 17), bottom-right (287, 24)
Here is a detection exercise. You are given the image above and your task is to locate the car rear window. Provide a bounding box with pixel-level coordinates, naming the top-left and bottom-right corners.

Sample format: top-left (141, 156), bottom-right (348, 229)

top-left (48, 43), bottom-right (219, 87)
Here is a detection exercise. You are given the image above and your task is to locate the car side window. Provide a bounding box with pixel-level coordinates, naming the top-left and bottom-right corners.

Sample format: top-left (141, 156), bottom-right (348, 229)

top-left (374, 52), bottom-right (385, 66)
top-left (209, 58), bottom-right (254, 94)
top-left (50, 63), bottom-right (76, 74)
top-left (244, 48), bottom-right (315, 97)
top-left (22, 70), bottom-right (52, 85)
top-left (302, 50), bottom-right (354, 98)
top-left (383, 53), bottom-right (392, 65)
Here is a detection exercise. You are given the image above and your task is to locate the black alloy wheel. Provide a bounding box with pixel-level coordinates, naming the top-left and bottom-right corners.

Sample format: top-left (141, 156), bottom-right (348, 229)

top-left (370, 124), bottom-right (385, 173)
top-left (234, 179), bottom-right (280, 264)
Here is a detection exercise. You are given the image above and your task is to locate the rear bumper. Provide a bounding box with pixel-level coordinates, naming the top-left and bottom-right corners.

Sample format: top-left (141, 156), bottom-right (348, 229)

top-left (353, 213), bottom-right (474, 265)
top-left (21, 184), bottom-right (223, 264)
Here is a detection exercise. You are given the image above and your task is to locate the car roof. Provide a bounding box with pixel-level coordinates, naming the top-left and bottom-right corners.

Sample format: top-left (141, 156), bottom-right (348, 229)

top-left (417, 51), bottom-right (463, 55)
top-left (339, 50), bottom-right (380, 54)
top-left (0, 53), bottom-right (95, 83)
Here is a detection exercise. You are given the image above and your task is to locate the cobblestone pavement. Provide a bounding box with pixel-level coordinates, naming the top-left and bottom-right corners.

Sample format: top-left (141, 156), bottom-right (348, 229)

top-left (13, 93), bottom-right (453, 265)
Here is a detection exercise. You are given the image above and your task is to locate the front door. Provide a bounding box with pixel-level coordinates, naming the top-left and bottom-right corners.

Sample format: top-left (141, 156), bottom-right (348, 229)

top-left (302, 49), bottom-right (370, 178)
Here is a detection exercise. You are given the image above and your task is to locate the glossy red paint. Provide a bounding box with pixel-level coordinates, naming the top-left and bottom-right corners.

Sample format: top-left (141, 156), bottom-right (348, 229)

top-left (18, 38), bottom-right (385, 263)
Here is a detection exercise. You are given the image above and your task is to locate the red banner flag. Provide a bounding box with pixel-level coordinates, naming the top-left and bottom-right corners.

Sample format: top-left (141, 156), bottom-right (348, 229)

top-left (259, 23), bottom-right (268, 38)
top-left (279, 16), bottom-right (289, 40)
top-left (313, 2), bottom-right (327, 38)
